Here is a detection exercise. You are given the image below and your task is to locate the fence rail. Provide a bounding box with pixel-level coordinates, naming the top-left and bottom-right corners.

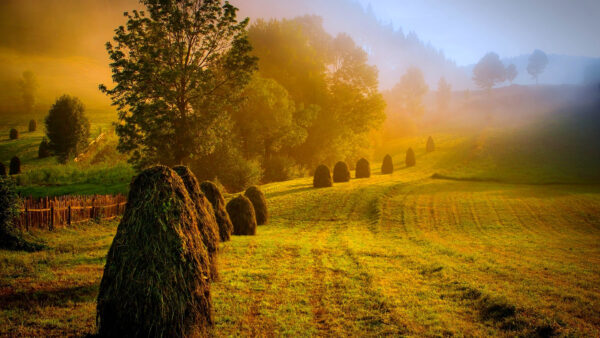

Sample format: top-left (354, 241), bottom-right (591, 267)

top-left (16, 194), bottom-right (127, 231)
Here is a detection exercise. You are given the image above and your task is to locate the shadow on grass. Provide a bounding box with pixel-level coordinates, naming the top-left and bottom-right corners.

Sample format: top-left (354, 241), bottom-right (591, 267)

top-left (266, 185), bottom-right (313, 199)
top-left (0, 284), bottom-right (98, 310)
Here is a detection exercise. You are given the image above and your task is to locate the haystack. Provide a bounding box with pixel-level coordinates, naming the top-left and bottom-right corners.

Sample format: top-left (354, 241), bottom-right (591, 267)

top-left (426, 136), bottom-right (435, 152)
top-left (29, 119), bottom-right (37, 132)
top-left (333, 161), bottom-right (350, 182)
top-left (355, 158), bottom-right (371, 178)
top-left (9, 157), bottom-right (20, 175)
top-left (96, 166), bottom-right (212, 337)
top-left (313, 164), bottom-right (333, 188)
top-left (381, 154), bottom-right (394, 174)
top-left (406, 148), bottom-right (416, 167)
top-left (226, 195), bottom-right (257, 236)
top-left (174, 166), bottom-right (220, 281)
top-left (200, 181), bottom-right (234, 242)
top-left (9, 128), bottom-right (18, 140)
top-left (244, 186), bottom-right (268, 225)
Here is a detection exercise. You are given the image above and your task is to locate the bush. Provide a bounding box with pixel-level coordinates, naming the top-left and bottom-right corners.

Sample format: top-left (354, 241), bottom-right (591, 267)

top-left (9, 157), bottom-right (20, 175)
top-left (381, 154), bottom-right (394, 174)
top-left (426, 136), bottom-right (435, 152)
top-left (355, 158), bottom-right (371, 178)
top-left (174, 166), bottom-right (220, 281)
top-left (0, 177), bottom-right (44, 251)
top-left (201, 181), bottom-right (233, 242)
top-left (333, 161), bottom-right (350, 182)
top-left (9, 128), bottom-right (18, 140)
top-left (45, 95), bottom-right (90, 163)
top-left (97, 166), bottom-right (213, 337)
top-left (0, 163), bottom-right (5, 177)
top-left (226, 195), bottom-right (257, 236)
top-left (406, 148), bottom-right (416, 167)
top-left (262, 155), bottom-right (301, 183)
top-left (192, 146), bottom-right (261, 193)
top-left (38, 138), bottom-right (51, 159)
top-left (28, 119), bottom-right (37, 132)
top-left (313, 164), bottom-right (332, 188)
top-left (245, 186), bottom-right (268, 225)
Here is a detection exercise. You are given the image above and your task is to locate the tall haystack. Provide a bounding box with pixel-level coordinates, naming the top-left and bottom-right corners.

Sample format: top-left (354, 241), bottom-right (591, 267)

top-left (381, 154), bottom-right (394, 174)
top-left (426, 136), bottom-right (435, 152)
top-left (200, 181), bottom-right (234, 242)
top-left (333, 161), bottom-right (350, 182)
top-left (9, 157), bottom-right (20, 175)
top-left (313, 164), bottom-right (333, 188)
top-left (355, 158), bottom-right (371, 178)
top-left (9, 128), bottom-right (18, 140)
top-left (244, 186), bottom-right (268, 225)
top-left (174, 166), bottom-right (220, 281)
top-left (96, 166), bottom-right (213, 337)
top-left (28, 119), bottom-right (37, 132)
top-left (406, 148), bottom-right (416, 167)
top-left (226, 195), bottom-right (257, 236)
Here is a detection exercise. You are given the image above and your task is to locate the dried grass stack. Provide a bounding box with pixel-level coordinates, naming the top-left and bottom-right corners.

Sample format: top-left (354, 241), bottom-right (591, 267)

top-left (201, 181), bottom-right (234, 242)
top-left (244, 186), bottom-right (268, 225)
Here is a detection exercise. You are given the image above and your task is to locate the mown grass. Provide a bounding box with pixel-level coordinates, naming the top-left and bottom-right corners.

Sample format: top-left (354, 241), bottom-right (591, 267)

top-left (1, 133), bottom-right (599, 336)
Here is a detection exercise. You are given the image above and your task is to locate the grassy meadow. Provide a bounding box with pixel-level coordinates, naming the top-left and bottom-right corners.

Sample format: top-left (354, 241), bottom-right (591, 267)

top-left (1, 132), bottom-right (599, 336)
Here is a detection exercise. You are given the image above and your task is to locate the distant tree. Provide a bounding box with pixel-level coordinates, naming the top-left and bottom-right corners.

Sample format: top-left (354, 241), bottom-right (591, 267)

top-left (405, 148), bottom-right (416, 167)
top-left (527, 50), bottom-right (548, 85)
top-left (9, 157), bottom-right (20, 175)
top-left (473, 52), bottom-right (506, 92)
top-left (9, 128), bottom-right (18, 140)
top-left (436, 77), bottom-right (452, 113)
top-left (505, 64), bottom-right (518, 85)
top-left (45, 95), bottom-right (90, 163)
top-left (101, 0), bottom-right (257, 168)
top-left (28, 119), bottom-right (37, 132)
top-left (19, 71), bottom-right (37, 115)
top-left (393, 67), bottom-right (429, 118)
top-left (38, 138), bottom-right (51, 159)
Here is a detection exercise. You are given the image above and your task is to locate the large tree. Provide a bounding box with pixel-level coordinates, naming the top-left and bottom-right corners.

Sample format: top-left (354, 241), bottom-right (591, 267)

top-left (527, 49), bottom-right (548, 85)
top-left (101, 0), bottom-right (257, 168)
top-left (472, 52), bottom-right (506, 92)
top-left (45, 95), bottom-right (90, 163)
top-left (505, 64), bottom-right (518, 85)
top-left (392, 67), bottom-right (429, 118)
top-left (19, 71), bottom-right (37, 115)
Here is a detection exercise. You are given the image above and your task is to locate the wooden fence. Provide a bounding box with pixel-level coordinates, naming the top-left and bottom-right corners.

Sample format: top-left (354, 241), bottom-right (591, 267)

top-left (16, 194), bottom-right (127, 231)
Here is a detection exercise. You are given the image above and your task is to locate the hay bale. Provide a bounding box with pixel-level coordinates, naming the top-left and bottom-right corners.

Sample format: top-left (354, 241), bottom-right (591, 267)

top-left (406, 148), bottom-right (416, 167)
top-left (28, 119), bottom-right (37, 132)
top-left (226, 195), bottom-right (257, 236)
top-left (200, 181), bottom-right (233, 242)
top-left (174, 166), bottom-right (220, 281)
top-left (38, 138), bottom-right (51, 159)
top-left (355, 158), bottom-right (371, 178)
top-left (244, 186), bottom-right (268, 225)
top-left (0, 163), bottom-right (5, 177)
top-left (426, 136), bottom-right (435, 152)
top-left (313, 164), bottom-right (333, 188)
top-left (381, 154), bottom-right (394, 174)
top-left (9, 157), bottom-right (20, 175)
top-left (333, 161), bottom-right (350, 182)
top-left (9, 128), bottom-right (18, 140)
top-left (96, 166), bottom-right (212, 337)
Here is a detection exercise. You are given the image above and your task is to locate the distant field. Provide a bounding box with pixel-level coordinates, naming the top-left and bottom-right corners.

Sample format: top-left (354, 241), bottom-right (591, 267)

top-left (1, 135), bottom-right (599, 336)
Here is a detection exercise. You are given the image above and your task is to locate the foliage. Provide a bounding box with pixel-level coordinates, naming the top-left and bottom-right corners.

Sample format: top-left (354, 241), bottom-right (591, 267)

top-left (355, 158), bottom-right (371, 178)
top-left (97, 166), bottom-right (212, 337)
top-left (200, 181), bottom-right (233, 242)
top-left (226, 195), bottom-right (257, 236)
top-left (245, 186), bottom-right (268, 225)
top-left (9, 128), bottom-right (18, 140)
top-left (390, 67), bottom-right (429, 118)
top-left (38, 138), bottom-right (51, 159)
top-left (436, 77), bottom-right (452, 113)
top-left (406, 147), bottom-right (416, 167)
top-left (102, 0), bottom-right (257, 168)
top-left (313, 164), bottom-right (332, 188)
top-left (527, 50), bottom-right (548, 84)
top-left (45, 95), bottom-right (90, 163)
top-left (28, 119), bottom-right (37, 132)
top-left (262, 155), bottom-right (302, 183)
top-left (473, 52), bottom-right (506, 91)
top-left (333, 161), bottom-right (351, 183)
top-left (9, 156), bottom-right (20, 175)
top-left (505, 64), bottom-right (518, 84)
top-left (0, 177), bottom-right (44, 251)
top-left (18, 71), bottom-right (37, 115)
top-left (381, 154), bottom-right (394, 174)
top-left (17, 162), bottom-right (134, 187)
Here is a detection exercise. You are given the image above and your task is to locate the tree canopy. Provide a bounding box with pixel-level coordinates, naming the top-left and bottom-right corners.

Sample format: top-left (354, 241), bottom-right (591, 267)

top-left (45, 95), bottom-right (90, 163)
top-left (472, 52), bottom-right (506, 92)
top-left (527, 49), bottom-right (548, 85)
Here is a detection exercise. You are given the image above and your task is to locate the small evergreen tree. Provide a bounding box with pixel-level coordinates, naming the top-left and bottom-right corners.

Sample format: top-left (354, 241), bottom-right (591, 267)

top-left (9, 128), bottom-right (18, 140)
top-left (45, 95), bottom-right (90, 163)
top-left (406, 148), bottom-right (416, 167)
top-left (9, 157), bottom-right (20, 175)
top-left (28, 119), bottom-right (37, 132)
top-left (426, 136), bottom-right (435, 153)
top-left (381, 154), bottom-right (394, 174)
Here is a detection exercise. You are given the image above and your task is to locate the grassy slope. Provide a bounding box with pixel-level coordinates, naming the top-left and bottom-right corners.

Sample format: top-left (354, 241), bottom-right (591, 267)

top-left (1, 136), bottom-right (599, 336)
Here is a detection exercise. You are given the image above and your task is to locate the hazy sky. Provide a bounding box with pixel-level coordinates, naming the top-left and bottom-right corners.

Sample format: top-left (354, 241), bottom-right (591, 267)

top-left (354, 0), bottom-right (600, 65)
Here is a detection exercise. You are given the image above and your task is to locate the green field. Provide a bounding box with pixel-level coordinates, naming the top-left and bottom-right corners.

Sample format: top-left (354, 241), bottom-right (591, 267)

top-left (1, 133), bottom-right (599, 336)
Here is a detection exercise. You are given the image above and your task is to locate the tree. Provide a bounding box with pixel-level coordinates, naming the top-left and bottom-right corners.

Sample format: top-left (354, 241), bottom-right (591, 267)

top-left (505, 64), bottom-right (518, 85)
top-left (19, 71), bottom-right (37, 115)
top-left (392, 67), bottom-right (429, 118)
top-left (101, 0), bottom-right (257, 168)
top-left (527, 49), bottom-right (548, 85)
top-left (472, 52), bottom-right (506, 92)
top-left (436, 77), bottom-right (452, 113)
top-left (45, 95), bottom-right (90, 163)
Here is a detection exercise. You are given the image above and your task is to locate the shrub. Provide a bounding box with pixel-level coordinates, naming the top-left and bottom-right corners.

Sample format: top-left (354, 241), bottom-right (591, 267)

top-left (96, 166), bottom-right (213, 337)
top-left (333, 161), bottom-right (350, 182)
top-left (9, 128), bottom-right (18, 140)
top-left (355, 158), bottom-right (371, 178)
top-left (45, 95), bottom-right (90, 163)
top-left (0, 163), bottom-right (5, 177)
top-left (38, 138), bottom-right (51, 159)
top-left (244, 186), bottom-right (268, 225)
top-left (9, 157), bottom-right (20, 175)
top-left (200, 181), bottom-right (233, 242)
top-left (28, 119), bottom-right (37, 132)
top-left (262, 155), bottom-right (301, 183)
top-left (174, 166), bottom-right (220, 281)
top-left (193, 146), bottom-right (261, 193)
top-left (381, 154), bottom-right (394, 174)
top-left (406, 148), bottom-right (416, 167)
top-left (313, 164), bottom-right (333, 188)
top-left (426, 136), bottom-right (435, 152)
top-left (0, 177), bottom-right (44, 251)
top-left (226, 195), bottom-right (257, 236)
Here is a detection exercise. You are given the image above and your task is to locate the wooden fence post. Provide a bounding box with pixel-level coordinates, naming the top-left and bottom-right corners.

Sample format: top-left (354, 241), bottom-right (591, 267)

top-left (67, 205), bottom-right (72, 226)
top-left (50, 204), bottom-right (54, 231)
top-left (24, 206), bottom-right (29, 231)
